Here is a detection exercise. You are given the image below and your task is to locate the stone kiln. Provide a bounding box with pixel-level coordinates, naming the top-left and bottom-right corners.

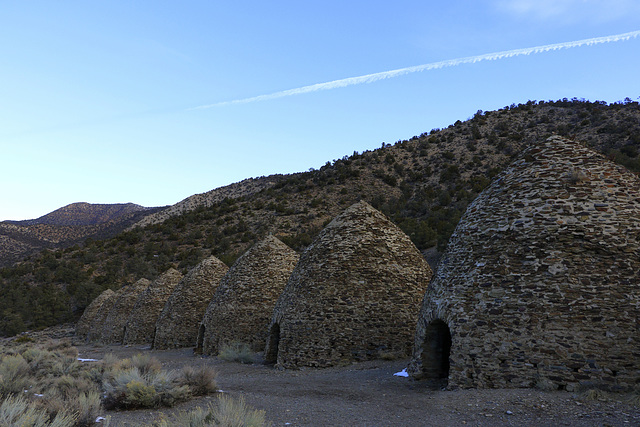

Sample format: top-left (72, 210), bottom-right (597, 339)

top-left (74, 289), bottom-right (115, 342)
top-left (122, 268), bottom-right (183, 345)
top-left (100, 278), bottom-right (150, 344)
top-left (153, 256), bottom-right (228, 350)
top-left (86, 288), bottom-right (122, 343)
top-left (265, 201), bottom-right (433, 368)
top-left (197, 236), bottom-right (299, 355)
top-left (409, 136), bottom-right (640, 391)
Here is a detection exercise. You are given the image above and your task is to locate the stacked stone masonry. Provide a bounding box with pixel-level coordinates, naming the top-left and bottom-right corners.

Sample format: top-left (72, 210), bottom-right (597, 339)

top-left (74, 289), bottom-right (115, 342)
top-left (123, 268), bottom-right (183, 345)
top-left (86, 288), bottom-right (122, 343)
top-left (153, 256), bottom-right (229, 350)
top-left (265, 201), bottom-right (433, 369)
top-left (100, 278), bottom-right (150, 344)
top-left (409, 136), bottom-right (640, 391)
top-left (199, 236), bottom-right (299, 355)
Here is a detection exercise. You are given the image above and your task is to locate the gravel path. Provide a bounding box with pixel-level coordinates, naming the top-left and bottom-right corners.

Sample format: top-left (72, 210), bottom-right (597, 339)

top-left (75, 344), bottom-right (640, 426)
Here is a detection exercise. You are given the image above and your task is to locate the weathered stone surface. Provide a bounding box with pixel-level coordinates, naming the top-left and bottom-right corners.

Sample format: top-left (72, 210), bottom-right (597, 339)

top-left (153, 256), bottom-right (228, 350)
top-left (198, 236), bottom-right (299, 355)
top-left (86, 288), bottom-right (122, 343)
top-left (409, 136), bottom-right (640, 391)
top-left (265, 201), bottom-right (433, 369)
top-left (74, 289), bottom-right (115, 342)
top-left (100, 278), bottom-right (151, 344)
top-left (122, 268), bottom-right (183, 345)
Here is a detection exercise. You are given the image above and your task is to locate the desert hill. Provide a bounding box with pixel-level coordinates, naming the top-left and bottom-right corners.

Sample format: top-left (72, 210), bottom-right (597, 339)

top-left (0, 97), bottom-right (638, 336)
top-left (0, 203), bottom-right (160, 267)
top-left (14, 202), bottom-right (149, 227)
top-left (132, 177), bottom-right (282, 229)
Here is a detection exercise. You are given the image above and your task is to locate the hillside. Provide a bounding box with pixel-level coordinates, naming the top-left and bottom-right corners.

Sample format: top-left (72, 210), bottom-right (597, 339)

top-left (1, 98), bottom-right (639, 336)
top-left (0, 203), bottom-right (159, 267)
top-left (13, 202), bottom-right (149, 226)
top-left (131, 177), bottom-right (282, 229)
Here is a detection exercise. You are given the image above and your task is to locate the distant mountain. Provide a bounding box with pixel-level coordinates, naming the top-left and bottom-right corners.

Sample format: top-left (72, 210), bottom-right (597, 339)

top-left (13, 202), bottom-right (150, 227)
top-left (0, 203), bottom-right (160, 267)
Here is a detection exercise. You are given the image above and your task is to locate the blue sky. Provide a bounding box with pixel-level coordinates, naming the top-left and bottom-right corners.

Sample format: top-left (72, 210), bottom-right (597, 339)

top-left (1, 1), bottom-right (639, 220)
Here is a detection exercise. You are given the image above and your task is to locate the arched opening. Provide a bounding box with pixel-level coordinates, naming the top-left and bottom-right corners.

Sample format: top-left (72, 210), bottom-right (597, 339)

top-left (265, 322), bottom-right (280, 365)
top-left (195, 324), bottom-right (205, 354)
top-left (151, 326), bottom-right (157, 349)
top-left (420, 319), bottom-right (451, 381)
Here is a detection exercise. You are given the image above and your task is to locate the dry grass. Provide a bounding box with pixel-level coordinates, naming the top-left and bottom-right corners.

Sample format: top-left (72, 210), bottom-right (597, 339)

top-left (0, 353), bottom-right (31, 396)
top-left (218, 343), bottom-right (256, 364)
top-left (534, 376), bottom-right (558, 391)
top-left (0, 395), bottom-right (77, 427)
top-left (0, 341), bottom-right (221, 425)
top-left (178, 365), bottom-right (218, 396)
top-left (155, 395), bottom-right (270, 427)
top-left (102, 353), bottom-right (219, 410)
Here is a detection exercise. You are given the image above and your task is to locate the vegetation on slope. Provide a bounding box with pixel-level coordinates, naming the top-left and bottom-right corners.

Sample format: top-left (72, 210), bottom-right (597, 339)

top-left (0, 339), bottom-right (222, 426)
top-left (1, 98), bottom-right (639, 336)
top-left (0, 204), bottom-right (161, 268)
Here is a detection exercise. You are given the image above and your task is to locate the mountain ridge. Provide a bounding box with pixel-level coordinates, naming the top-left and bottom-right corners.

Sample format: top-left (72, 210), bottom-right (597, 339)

top-left (0, 202), bottom-right (162, 267)
top-left (11, 202), bottom-right (151, 227)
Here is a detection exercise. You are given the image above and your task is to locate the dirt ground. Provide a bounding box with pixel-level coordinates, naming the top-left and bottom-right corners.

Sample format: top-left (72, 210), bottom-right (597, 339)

top-left (73, 343), bottom-right (640, 427)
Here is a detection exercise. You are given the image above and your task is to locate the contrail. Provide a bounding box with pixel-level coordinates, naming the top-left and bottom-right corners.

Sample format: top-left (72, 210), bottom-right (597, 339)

top-left (191, 30), bottom-right (640, 109)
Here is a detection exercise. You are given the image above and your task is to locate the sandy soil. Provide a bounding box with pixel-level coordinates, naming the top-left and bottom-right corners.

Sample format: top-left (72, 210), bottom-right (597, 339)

top-left (74, 344), bottom-right (640, 427)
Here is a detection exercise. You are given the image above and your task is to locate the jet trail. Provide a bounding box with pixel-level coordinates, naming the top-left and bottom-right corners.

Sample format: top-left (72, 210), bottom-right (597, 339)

top-left (191, 30), bottom-right (640, 109)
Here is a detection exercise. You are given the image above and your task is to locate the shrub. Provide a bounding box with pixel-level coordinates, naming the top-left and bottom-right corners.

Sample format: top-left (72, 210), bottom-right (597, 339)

top-left (218, 343), bottom-right (256, 364)
top-left (0, 395), bottom-right (76, 427)
top-left (130, 353), bottom-right (162, 376)
top-left (76, 392), bottom-right (103, 427)
top-left (103, 353), bottom-right (161, 376)
top-left (21, 347), bottom-right (55, 371)
top-left (124, 380), bottom-right (158, 408)
top-left (103, 367), bottom-right (190, 409)
top-left (14, 335), bottom-right (34, 344)
top-left (580, 388), bottom-right (610, 401)
top-left (178, 366), bottom-right (218, 396)
top-left (0, 354), bottom-right (30, 396)
top-left (158, 395), bottom-right (269, 427)
top-left (51, 357), bottom-right (81, 377)
top-left (37, 390), bottom-right (101, 427)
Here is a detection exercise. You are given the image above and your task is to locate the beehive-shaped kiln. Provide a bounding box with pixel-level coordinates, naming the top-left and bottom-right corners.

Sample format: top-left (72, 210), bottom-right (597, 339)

top-left (87, 288), bottom-right (122, 343)
top-left (100, 278), bottom-right (150, 344)
top-left (409, 136), bottom-right (640, 391)
top-left (153, 256), bottom-right (228, 349)
top-left (198, 236), bottom-right (299, 355)
top-left (265, 201), bottom-right (433, 368)
top-left (75, 289), bottom-right (115, 342)
top-left (122, 268), bottom-right (183, 345)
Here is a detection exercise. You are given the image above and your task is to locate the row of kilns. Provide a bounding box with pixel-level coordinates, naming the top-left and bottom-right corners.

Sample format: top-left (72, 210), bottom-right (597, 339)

top-left (76, 136), bottom-right (640, 392)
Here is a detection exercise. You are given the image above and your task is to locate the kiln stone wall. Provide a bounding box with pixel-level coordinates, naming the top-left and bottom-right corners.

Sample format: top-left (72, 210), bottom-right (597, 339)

top-left (198, 236), bottom-right (299, 355)
top-left (153, 256), bottom-right (228, 349)
top-left (122, 268), bottom-right (183, 345)
top-left (87, 288), bottom-right (122, 343)
top-left (74, 289), bottom-right (115, 342)
top-left (409, 136), bottom-right (640, 391)
top-left (100, 278), bottom-right (151, 344)
top-left (265, 201), bottom-right (433, 368)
